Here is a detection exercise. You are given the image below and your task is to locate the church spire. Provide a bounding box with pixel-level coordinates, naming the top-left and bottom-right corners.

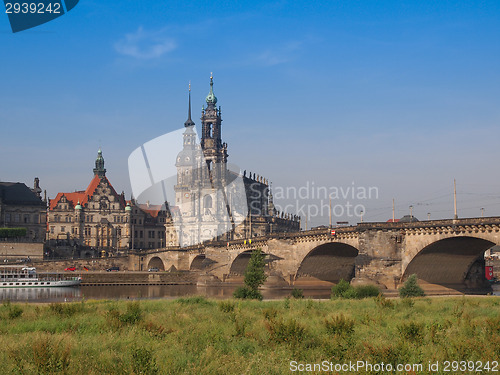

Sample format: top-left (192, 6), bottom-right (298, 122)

top-left (184, 82), bottom-right (195, 127)
top-left (205, 72), bottom-right (217, 106)
top-left (93, 148), bottom-right (106, 177)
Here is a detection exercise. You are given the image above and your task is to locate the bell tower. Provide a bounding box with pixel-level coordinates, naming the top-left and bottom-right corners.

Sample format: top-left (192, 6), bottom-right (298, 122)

top-left (200, 74), bottom-right (228, 169)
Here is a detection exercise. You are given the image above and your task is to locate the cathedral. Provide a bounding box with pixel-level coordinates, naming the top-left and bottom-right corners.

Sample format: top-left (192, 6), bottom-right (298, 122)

top-left (167, 75), bottom-right (300, 246)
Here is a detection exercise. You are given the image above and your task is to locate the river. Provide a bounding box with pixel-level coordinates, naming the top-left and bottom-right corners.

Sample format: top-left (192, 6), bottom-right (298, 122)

top-left (0, 285), bottom-right (334, 303)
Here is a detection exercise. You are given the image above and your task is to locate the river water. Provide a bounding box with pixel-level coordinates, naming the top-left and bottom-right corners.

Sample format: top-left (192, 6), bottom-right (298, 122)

top-left (0, 285), bottom-right (333, 303)
top-left (1, 285), bottom-right (498, 303)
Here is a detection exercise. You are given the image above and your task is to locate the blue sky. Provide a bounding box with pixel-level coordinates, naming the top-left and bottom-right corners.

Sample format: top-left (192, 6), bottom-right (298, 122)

top-left (1, 0), bottom-right (500, 226)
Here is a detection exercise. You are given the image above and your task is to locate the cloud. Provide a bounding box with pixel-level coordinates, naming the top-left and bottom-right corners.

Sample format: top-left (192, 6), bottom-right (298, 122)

top-left (255, 41), bottom-right (304, 66)
top-left (114, 27), bottom-right (176, 60)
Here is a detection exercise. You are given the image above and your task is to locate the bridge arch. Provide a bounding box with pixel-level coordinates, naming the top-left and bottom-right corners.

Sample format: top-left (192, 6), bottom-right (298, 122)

top-left (296, 242), bottom-right (359, 283)
top-left (190, 254), bottom-right (216, 270)
top-left (147, 256), bottom-right (165, 271)
top-left (403, 236), bottom-right (495, 289)
top-left (229, 250), bottom-right (280, 275)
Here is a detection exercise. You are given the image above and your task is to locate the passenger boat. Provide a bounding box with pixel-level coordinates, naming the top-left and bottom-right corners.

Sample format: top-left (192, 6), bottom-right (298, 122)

top-left (0, 266), bottom-right (81, 288)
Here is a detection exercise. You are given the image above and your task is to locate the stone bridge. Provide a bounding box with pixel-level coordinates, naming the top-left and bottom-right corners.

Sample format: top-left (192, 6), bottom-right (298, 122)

top-left (132, 217), bottom-right (500, 292)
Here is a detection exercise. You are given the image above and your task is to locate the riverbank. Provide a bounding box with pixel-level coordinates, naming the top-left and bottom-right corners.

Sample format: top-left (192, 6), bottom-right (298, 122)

top-left (0, 296), bottom-right (498, 374)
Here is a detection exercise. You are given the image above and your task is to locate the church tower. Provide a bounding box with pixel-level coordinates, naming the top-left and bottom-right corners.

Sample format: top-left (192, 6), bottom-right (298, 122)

top-left (93, 148), bottom-right (106, 177)
top-left (201, 74), bottom-right (228, 171)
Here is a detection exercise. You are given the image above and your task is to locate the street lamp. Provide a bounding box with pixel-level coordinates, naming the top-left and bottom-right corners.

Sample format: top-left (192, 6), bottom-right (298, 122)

top-left (427, 212), bottom-right (431, 220)
top-left (481, 208), bottom-right (485, 217)
top-left (360, 210), bottom-right (364, 223)
top-left (409, 205), bottom-right (413, 221)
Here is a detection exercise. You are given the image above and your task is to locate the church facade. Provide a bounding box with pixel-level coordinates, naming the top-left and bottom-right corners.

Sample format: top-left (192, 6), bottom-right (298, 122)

top-left (167, 76), bottom-right (300, 246)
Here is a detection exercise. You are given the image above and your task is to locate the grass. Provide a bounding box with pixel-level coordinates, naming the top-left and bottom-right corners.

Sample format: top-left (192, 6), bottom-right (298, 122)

top-left (0, 296), bottom-right (498, 374)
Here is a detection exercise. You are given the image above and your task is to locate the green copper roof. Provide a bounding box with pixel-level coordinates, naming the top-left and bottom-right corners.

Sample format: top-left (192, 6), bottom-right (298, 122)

top-left (75, 201), bottom-right (82, 210)
top-left (205, 74), bottom-right (217, 105)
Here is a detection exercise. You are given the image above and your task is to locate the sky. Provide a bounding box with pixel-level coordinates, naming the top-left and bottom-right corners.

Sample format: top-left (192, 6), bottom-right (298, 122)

top-left (1, 0), bottom-right (500, 227)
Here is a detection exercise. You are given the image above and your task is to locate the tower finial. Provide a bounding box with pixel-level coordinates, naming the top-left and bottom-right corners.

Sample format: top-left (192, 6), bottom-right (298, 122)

top-left (184, 82), bottom-right (195, 127)
top-left (206, 73), bottom-right (217, 105)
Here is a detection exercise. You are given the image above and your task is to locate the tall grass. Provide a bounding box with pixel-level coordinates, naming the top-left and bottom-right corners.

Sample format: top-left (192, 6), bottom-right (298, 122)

top-left (0, 297), bottom-right (498, 374)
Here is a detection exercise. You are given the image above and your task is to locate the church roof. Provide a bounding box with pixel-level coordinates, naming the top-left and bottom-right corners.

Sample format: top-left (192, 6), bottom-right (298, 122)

top-left (0, 182), bottom-right (45, 206)
top-left (49, 175), bottom-right (125, 210)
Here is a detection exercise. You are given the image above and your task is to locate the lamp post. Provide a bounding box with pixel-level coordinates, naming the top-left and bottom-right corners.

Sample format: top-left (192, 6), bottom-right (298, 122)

top-left (481, 208), bottom-right (485, 217)
top-left (427, 212), bottom-right (431, 221)
top-left (360, 210), bottom-right (364, 223)
top-left (409, 205), bottom-right (414, 221)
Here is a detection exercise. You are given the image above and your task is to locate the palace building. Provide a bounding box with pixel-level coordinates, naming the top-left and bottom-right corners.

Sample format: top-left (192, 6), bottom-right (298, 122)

top-left (48, 149), bottom-right (169, 255)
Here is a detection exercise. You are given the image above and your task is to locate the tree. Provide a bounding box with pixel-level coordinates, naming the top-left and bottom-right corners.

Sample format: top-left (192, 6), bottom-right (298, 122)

top-left (399, 274), bottom-right (425, 298)
top-left (234, 249), bottom-right (267, 300)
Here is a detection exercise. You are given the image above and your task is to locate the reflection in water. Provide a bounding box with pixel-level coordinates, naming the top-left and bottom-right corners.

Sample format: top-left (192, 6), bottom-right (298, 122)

top-left (1, 285), bottom-right (496, 303)
top-left (0, 285), bottom-right (333, 303)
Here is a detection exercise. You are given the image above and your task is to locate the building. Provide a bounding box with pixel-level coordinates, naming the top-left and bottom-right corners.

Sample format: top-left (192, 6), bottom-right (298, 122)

top-left (0, 179), bottom-right (47, 242)
top-left (169, 76), bottom-right (300, 246)
top-left (48, 149), bottom-right (168, 256)
top-left (0, 179), bottom-right (47, 261)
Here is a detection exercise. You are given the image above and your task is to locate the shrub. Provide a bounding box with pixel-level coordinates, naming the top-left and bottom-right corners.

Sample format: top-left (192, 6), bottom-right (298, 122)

top-left (397, 321), bottom-right (424, 343)
top-left (130, 347), bottom-right (158, 375)
top-left (8, 305), bottom-right (23, 319)
top-left (49, 302), bottom-right (84, 317)
top-left (233, 286), bottom-right (263, 300)
top-left (0, 227), bottom-right (27, 238)
top-left (291, 288), bottom-right (304, 299)
top-left (399, 274), bottom-right (425, 298)
top-left (325, 314), bottom-right (355, 337)
top-left (331, 279), bottom-right (351, 298)
top-left (120, 302), bottom-right (143, 324)
top-left (31, 335), bottom-right (71, 374)
top-left (243, 249), bottom-right (267, 291)
top-left (355, 285), bottom-right (380, 298)
top-left (375, 294), bottom-right (394, 309)
top-left (332, 280), bottom-right (380, 299)
top-left (266, 318), bottom-right (306, 345)
top-left (176, 296), bottom-right (212, 305)
top-left (218, 300), bottom-right (235, 313)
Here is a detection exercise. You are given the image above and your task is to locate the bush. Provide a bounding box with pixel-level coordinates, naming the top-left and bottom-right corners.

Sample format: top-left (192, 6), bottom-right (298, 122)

top-left (355, 285), bottom-right (380, 298)
top-left (233, 286), bottom-right (263, 300)
top-left (325, 314), bottom-right (355, 337)
top-left (0, 227), bottom-right (27, 238)
top-left (266, 318), bottom-right (306, 345)
top-left (331, 280), bottom-right (380, 299)
top-left (8, 305), bottom-right (23, 319)
top-left (218, 300), bottom-right (235, 313)
top-left (398, 321), bottom-right (424, 343)
top-left (130, 347), bottom-right (158, 375)
top-left (331, 279), bottom-right (351, 298)
top-left (399, 274), bottom-right (425, 298)
top-left (120, 302), bottom-right (143, 324)
top-left (291, 288), bottom-right (304, 299)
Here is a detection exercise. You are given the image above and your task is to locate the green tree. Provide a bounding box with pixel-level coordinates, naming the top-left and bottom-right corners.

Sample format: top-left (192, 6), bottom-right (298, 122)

top-left (399, 274), bottom-right (425, 298)
top-left (234, 249), bottom-right (267, 300)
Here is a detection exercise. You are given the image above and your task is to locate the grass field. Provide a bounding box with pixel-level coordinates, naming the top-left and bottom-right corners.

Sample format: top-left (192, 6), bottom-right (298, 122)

top-left (0, 296), bottom-right (498, 374)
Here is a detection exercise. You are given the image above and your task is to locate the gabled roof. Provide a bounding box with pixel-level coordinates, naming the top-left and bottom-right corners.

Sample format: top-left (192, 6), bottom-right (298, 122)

top-left (49, 175), bottom-right (125, 210)
top-left (0, 182), bottom-right (45, 206)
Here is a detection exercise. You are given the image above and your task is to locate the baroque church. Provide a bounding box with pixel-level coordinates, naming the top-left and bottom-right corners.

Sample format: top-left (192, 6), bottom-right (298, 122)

top-left (166, 75), bottom-right (300, 246)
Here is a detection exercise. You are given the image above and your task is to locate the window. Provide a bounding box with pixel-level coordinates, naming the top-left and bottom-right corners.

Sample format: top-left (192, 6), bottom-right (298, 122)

top-left (33, 214), bottom-right (39, 223)
top-left (117, 228), bottom-right (122, 236)
top-left (50, 226), bottom-right (55, 234)
top-left (14, 214), bottom-right (20, 223)
top-left (24, 215), bottom-right (30, 223)
top-left (5, 213), bottom-right (10, 222)
top-left (61, 226), bottom-right (66, 233)
top-left (139, 231), bottom-right (143, 238)
top-left (204, 195), bottom-right (212, 209)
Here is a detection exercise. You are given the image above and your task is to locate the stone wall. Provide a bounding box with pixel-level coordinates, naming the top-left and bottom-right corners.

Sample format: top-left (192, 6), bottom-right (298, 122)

top-left (0, 242), bottom-right (44, 261)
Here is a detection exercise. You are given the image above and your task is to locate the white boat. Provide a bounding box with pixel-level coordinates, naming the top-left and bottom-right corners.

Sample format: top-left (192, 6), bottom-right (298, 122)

top-left (0, 266), bottom-right (81, 288)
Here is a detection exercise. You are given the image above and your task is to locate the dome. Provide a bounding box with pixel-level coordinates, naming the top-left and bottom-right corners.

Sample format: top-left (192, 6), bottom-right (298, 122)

top-left (125, 203), bottom-right (132, 212)
top-left (399, 215), bottom-right (419, 223)
top-left (75, 201), bottom-right (82, 210)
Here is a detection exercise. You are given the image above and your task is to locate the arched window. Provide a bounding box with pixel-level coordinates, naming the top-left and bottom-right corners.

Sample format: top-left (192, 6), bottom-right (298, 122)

top-left (204, 195), bottom-right (212, 209)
